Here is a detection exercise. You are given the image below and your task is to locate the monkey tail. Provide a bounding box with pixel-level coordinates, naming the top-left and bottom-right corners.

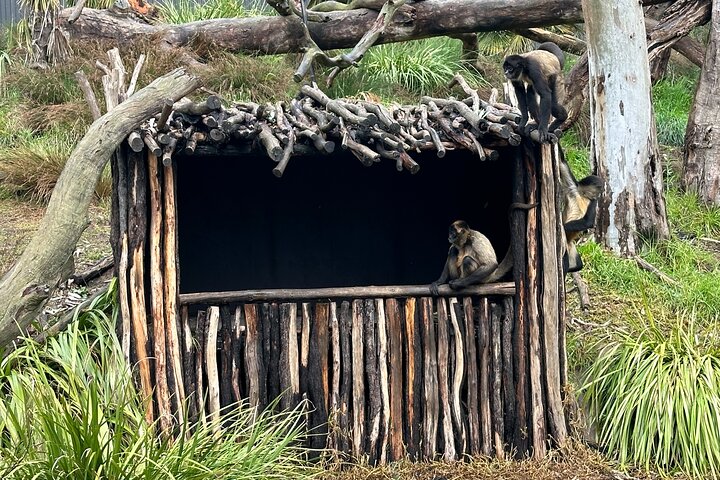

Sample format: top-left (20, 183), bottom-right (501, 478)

top-left (484, 247), bottom-right (514, 283)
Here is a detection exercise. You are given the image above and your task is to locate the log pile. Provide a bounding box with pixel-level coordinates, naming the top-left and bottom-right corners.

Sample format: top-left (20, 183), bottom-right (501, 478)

top-left (129, 82), bottom-right (523, 176)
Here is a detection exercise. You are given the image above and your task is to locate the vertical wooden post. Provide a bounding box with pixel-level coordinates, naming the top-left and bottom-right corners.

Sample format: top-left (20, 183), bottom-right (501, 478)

top-left (206, 306), bottom-right (221, 427)
top-left (163, 159), bottom-right (185, 420)
top-left (279, 303), bottom-right (300, 410)
top-left (376, 299), bottom-right (391, 464)
top-left (244, 304), bottom-right (266, 409)
top-left (403, 297), bottom-right (422, 459)
top-left (540, 143), bottom-right (568, 446)
top-left (386, 298), bottom-right (404, 461)
top-left (448, 297), bottom-right (467, 455)
top-left (351, 299), bottom-right (365, 460)
top-left (436, 297), bottom-right (455, 460)
top-left (511, 146), bottom-right (530, 455)
top-left (338, 301), bottom-right (353, 455)
top-left (490, 303), bottom-right (505, 459)
top-left (308, 303), bottom-right (330, 450)
top-left (501, 297), bottom-right (516, 445)
top-left (463, 297), bottom-right (480, 455)
top-left (421, 297), bottom-right (439, 459)
top-left (328, 302), bottom-right (341, 453)
top-left (147, 153), bottom-right (171, 435)
top-left (478, 298), bottom-right (492, 456)
top-left (194, 310), bottom-right (207, 422)
top-left (127, 151), bottom-right (153, 425)
top-left (526, 144), bottom-right (547, 458)
top-left (364, 299), bottom-right (381, 463)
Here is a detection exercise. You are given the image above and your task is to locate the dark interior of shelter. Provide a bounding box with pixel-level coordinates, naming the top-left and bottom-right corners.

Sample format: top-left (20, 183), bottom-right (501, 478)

top-left (176, 149), bottom-right (516, 293)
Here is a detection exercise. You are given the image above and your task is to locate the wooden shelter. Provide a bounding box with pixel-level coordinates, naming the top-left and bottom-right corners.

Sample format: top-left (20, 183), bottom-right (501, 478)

top-left (112, 84), bottom-right (570, 463)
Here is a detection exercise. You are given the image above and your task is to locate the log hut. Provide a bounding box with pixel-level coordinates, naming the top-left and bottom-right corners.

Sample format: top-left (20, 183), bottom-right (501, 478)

top-left (112, 82), bottom-right (570, 463)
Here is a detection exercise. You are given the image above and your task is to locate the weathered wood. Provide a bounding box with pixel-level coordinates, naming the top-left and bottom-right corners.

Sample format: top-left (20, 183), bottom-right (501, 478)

top-left (127, 151), bottom-right (153, 425)
top-left (147, 152), bottom-right (171, 435)
top-left (74, 69), bottom-right (102, 121)
top-left (279, 303), bottom-right (300, 410)
top-left (525, 146), bottom-right (547, 458)
top-left (448, 297), bottom-right (467, 455)
top-left (116, 152), bottom-right (132, 365)
top-left (194, 309), bottom-right (207, 421)
top-left (267, 303), bottom-right (281, 406)
top-left (351, 300), bottom-right (365, 460)
top-left (60, 3), bottom-right (584, 59)
top-left (463, 297), bottom-right (480, 455)
top-left (490, 303), bottom-right (505, 459)
top-left (386, 298), bottom-right (405, 461)
top-left (403, 297), bottom-right (422, 459)
top-left (421, 297), bottom-right (439, 459)
top-left (512, 147), bottom-right (530, 455)
top-left (206, 306), bottom-right (221, 427)
top-left (328, 302), bottom-right (341, 453)
top-left (220, 305), bottom-right (234, 409)
top-left (501, 297), bottom-right (516, 445)
top-left (260, 304), bottom-right (272, 404)
top-left (338, 301), bottom-right (353, 455)
top-left (539, 143), bottom-right (567, 446)
top-left (478, 298), bottom-right (492, 456)
top-left (300, 302), bottom-right (311, 395)
top-left (376, 299), bottom-right (391, 464)
top-left (364, 299), bottom-right (381, 463)
top-left (163, 160), bottom-right (185, 421)
top-left (231, 306), bottom-right (245, 404)
top-left (127, 131), bottom-right (144, 152)
top-left (436, 298), bottom-right (455, 460)
top-left (308, 302), bottom-right (330, 450)
top-left (244, 303), bottom-right (266, 409)
top-left (179, 283), bottom-right (515, 304)
top-left (181, 305), bottom-right (198, 423)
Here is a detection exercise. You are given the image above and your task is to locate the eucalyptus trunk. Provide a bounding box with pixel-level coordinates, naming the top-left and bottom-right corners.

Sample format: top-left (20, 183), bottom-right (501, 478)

top-left (582, 0), bottom-right (670, 255)
top-left (682, 0), bottom-right (720, 206)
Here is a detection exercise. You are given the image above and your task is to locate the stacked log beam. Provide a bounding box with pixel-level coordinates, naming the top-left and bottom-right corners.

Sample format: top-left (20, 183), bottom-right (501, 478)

top-left (136, 84), bottom-right (526, 177)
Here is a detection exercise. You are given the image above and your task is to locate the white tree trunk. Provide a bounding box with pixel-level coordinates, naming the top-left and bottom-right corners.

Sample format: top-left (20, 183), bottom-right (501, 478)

top-left (683, 0), bottom-right (720, 206)
top-left (582, 0), bottom-right (669, 255)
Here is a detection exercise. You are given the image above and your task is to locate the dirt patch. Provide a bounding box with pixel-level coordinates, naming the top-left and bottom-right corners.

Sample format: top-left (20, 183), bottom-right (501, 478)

top-left (0, 197), bottom-right (113, 320)
top-left (319, 442), bottom-right (685, 480)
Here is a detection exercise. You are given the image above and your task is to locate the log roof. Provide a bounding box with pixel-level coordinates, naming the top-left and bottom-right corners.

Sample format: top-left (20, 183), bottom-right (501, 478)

top-left (132, 83), bottom-right (526, 177)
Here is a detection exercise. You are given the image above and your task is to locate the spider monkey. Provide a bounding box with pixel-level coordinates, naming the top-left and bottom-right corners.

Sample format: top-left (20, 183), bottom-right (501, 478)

top-left (503, 42), bottom-right (568, 143)
top-left (430, 207), bottom-right (536, 295)
top-left (558, 150), bottom-right (604, 273)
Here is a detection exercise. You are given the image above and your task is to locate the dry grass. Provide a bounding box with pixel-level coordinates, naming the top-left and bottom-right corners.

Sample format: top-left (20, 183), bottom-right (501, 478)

top-left (320, 442), bottom-right (691, 480)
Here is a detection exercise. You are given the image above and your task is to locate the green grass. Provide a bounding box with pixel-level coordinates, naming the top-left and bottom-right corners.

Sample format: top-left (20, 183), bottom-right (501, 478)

top-left (652, 74), bottom-right (696, 146)
top-left (0, 280), bottom-right (318, 480)
top-left (158, 0), bottom-right (267, 24)
top-left (327, 37), bottom-right (487, 101)
top-left (581, 311), bottom-right (720, 478)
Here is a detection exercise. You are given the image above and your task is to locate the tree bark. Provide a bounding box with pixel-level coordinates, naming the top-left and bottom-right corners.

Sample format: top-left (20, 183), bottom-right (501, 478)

top-left (582, 0), bottom-right (670, 255)
top-left (58, 2), bottom-right (583, 55)
top-left (683, 0), bottom-right (720, 205)
top-left (0, 68), bottom-right (200, 348)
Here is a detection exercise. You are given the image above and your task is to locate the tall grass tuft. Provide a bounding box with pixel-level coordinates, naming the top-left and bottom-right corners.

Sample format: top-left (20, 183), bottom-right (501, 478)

top-left (328, 37), bottom-right (483, 100)
top-left (581, 312), bottom-right (720, 478)
top-left (0, 280), bottom-right (317, 479)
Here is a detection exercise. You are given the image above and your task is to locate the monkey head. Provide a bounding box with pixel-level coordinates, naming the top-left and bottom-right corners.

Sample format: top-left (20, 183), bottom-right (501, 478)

top-left (502, 55), bottom-right (524, 81)
top-left (578, 175), bottom-right (604, 200)
top-left (448, 220), bottom-right (470, 246)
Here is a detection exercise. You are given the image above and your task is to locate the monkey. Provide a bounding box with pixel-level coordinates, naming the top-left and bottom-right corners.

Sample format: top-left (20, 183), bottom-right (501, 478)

top-left (430, 220), bottom-right (498, 295)
top-left (503, 42), bottom-right (568, 143)
top-left (558, 150), bottom-right (604, 273)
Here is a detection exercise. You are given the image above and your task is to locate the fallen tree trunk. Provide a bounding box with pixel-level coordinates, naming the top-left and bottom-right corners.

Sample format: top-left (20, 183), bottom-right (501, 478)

top-left (58, 1), bottom-right (584, 54)
top-left (0, 68), bottom-right (200, 348)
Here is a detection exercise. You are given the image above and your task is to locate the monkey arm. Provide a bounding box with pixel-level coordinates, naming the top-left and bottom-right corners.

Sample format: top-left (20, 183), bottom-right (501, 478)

top-left (564, 199), bottom-right (597, 232)
top-left (430, 255), bottom-right (452, 296)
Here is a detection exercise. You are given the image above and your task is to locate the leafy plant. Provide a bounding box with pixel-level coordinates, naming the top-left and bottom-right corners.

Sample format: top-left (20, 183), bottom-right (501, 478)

top-left (581, 311), bottom-right (720, 478)
top-left (0, 280), bottom-right (317, 480)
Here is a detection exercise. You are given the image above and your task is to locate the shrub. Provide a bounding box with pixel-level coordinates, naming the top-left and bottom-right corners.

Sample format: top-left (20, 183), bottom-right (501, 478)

top-left (0, 280), bottom-right (317, 480)
top-left (581, 312), bottom-right (720, 478)
top-left (652, 75), bottom-right (695, 147)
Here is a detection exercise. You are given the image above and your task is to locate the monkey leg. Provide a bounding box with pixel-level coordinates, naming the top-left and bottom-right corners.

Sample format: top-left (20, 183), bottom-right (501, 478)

top-left (548, 102), bottom-right (568, 134)
top-left (450, 257), bottom-right (499, 289)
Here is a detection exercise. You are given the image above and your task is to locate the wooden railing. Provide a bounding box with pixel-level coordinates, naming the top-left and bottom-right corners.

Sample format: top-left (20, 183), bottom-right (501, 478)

top-left (179, 288), bottom-right (516, 463)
